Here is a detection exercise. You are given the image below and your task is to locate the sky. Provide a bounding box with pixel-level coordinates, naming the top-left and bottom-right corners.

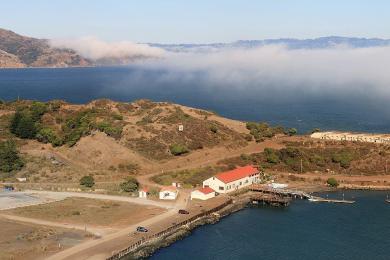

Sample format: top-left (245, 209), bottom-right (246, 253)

top-left (1, 0), bottom-right (389, 43)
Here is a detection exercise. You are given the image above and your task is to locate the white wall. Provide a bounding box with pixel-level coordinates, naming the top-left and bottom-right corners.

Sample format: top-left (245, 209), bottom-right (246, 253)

top-left (203, 174), bottom-right (260, 194)
top-left (190, 190), bottom-right (216, 200)
top-left (159, 190), bottom-right (178, 200)
top-left (203, 177), bottom-right (227, 193)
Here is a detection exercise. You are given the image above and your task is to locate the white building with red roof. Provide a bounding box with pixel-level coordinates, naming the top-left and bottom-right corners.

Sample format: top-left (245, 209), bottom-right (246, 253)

top-left (139, 187), bottom-right (149, 198)
top-left (190, 187), bottom-right (216, 200)
top-left (159, 186), bottom-right (179, 200)
top-left (203, 165), bottom-right (260, 194)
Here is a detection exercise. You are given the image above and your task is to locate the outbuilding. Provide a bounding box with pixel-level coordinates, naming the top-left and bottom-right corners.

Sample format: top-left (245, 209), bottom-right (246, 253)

top-left (190, 187), bottom-right (216, 200)
top-left (159, 186), bottom-right (179, 200)
top-left (139, 187), bottom-right (148, 198)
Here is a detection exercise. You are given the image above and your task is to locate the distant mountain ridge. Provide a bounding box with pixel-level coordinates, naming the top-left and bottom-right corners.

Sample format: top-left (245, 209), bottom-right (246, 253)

top-left (150, 36), bottom-right (390, 52)
top-left (1, 27), bottom-right (390, 68)
top-left (0, 28), bottom-right (91, 68)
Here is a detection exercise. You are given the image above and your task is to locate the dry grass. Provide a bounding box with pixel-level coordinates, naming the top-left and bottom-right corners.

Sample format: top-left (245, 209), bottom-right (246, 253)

top-left (6, 197), bottom-right (165, 227)
top-left (0, 217), bottom-right (88, 260)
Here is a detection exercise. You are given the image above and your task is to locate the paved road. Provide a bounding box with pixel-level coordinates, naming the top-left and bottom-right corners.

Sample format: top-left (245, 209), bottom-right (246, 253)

top-left (44, 189), bottom-right (190, 260)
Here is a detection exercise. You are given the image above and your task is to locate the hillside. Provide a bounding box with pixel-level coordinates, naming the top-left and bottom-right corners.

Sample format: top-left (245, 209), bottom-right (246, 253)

top-left (0, 28), bottom-right (91, 68)
top-left (0, 99), bottom-right (283, 184)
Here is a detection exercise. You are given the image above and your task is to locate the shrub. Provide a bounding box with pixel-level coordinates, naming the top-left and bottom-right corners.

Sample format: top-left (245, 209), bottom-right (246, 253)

top-left (210, 125), bottom-right (218, 133)
top-left (36, 127), bottom-right (63, 146)
top-left (30, 102), bottom-right (48, 121)
top-left (95, 121), bottom-right (122, 139)
top-left (0, 140), bottom-right (24, 173)
top-left (326, 177), bottom-right (339, 187)
top-left (169, 144), bottom-right (189, 156)
top-left (72, 211), bottom-right (81, 216)
top-left (286, 128), bottom-right (298, 136)
top-left (311, 128), bottom-right (321, 133)
top-left (112, 113), bottom-right (123, 120)
top-left (79, 175), bottom-right (95, 188)
top-left (120, 177), bottom-right (139, 192)
top-left (332, 151), bottom-right (354, 168)
top-left (149, 187), bottom-right (160, 197)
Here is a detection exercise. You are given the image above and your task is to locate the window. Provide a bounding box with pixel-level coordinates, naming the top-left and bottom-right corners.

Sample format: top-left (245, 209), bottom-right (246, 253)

top-left (219, 186), bottom-right (224, 191)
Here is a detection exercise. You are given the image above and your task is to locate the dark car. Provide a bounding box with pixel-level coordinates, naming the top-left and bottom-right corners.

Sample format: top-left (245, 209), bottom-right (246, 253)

top-left (178, 209), bottom-right (189, 214)
top-left (136, 226), bottom-right (148, 232)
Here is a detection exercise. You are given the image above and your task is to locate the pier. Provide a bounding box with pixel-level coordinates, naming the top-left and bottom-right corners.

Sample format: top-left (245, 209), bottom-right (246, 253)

top-left (249, 185), bottom-right (311, 199)
top-left (249, 194), bottom-right (291, 207)
top-left (249, 185), bottom-right (355, 204)
top-left (309, 196), bottom-right (355, 204)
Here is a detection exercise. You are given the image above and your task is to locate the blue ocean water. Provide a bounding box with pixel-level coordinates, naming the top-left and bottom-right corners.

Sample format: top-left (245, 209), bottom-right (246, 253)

top-left (0, 67), bottom-right (389, 133)
top-left (151, 191), bottom-right (390, 260)
top-left (1, 68), bottom-right (389, 259)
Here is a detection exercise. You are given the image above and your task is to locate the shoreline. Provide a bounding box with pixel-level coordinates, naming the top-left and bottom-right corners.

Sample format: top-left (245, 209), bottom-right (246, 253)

top-left (112, 185), bottom-right (390, 259)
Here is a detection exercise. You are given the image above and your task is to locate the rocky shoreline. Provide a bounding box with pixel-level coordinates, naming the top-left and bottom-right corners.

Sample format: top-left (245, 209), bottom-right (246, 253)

top-left (124, 197), bottom-right (251, 260)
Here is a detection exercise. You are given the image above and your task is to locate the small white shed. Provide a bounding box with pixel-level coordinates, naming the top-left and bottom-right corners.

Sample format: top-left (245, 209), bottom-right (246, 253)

top-left (159, 186), bottom-right (178, 200)
top-left (139, 187), bottom-right (148, 198)
top-left (191, 187), bottom-right (216, 200)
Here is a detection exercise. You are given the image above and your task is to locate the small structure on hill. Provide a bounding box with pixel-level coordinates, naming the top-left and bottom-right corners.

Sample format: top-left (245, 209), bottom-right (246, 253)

top-left (203, 165), bottom-right (260, 194)
top-left (178, 124), bottom-right (184, 132)
top-left (191, 187), bottom-right (216, 200)
top-left (139, 187), bottom-right (148, 198)
top-left (159, 186), bottom-right (179, 200)
top-left (16, 177), bottom-right (27, 182)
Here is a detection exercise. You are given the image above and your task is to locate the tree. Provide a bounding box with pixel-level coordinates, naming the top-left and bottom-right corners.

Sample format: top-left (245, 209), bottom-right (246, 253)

top-left (0, 140), bottom-right (24, 173)
top-left (79, 175), bottom-right (95, 188)
top-left (120, 176), bottom-right (139, 192)
top-left (10, 111), bottom-right (37, 139)
top-left (326, 177), bottom-right (339, 187)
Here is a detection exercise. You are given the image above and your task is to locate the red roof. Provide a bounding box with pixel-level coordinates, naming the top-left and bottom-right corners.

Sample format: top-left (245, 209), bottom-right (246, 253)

top-left (198, 187), bottom-right (215, 194)
top-left (215, 165), bottom-right (259, 184)
top-left (160, 186), bottom-right (178, 192)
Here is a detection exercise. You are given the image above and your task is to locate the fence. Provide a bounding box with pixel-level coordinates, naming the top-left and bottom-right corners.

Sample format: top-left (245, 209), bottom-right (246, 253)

top-left (106, 199), bottom-right (233, 260)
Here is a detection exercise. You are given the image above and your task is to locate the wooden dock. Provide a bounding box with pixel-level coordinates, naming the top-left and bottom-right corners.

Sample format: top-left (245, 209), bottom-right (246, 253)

top-left (250, 185), bottom-right (355, 204)
top-left (250, 194), bottom-right (291, 207)
top-left (249, 185), bottom-right (311, 199)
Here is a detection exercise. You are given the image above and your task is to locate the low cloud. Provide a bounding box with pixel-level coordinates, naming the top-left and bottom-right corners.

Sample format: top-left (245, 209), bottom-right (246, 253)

top-left (132, 44), bottom-right (390, 100)
top-left (50, 37), bottom-right (164, 60)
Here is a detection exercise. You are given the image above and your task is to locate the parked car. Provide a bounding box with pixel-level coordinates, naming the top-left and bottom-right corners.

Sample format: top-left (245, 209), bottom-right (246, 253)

top-left (178, 209), bottom-right (189, 214)
top-left (136, 226), bottom-right (148, 232)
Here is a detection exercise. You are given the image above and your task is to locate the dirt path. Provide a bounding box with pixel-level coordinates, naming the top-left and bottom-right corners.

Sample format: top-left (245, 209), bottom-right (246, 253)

top-left (138, 137), bottom-right (289, 188)
top-left (25, 190), bottom-right (175, 209)
top-left (0, 214), bottom-right (111, 236)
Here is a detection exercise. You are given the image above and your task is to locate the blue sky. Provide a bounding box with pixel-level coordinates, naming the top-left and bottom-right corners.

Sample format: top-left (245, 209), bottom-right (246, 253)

top-left (1, 0), bottom-right (389, 43)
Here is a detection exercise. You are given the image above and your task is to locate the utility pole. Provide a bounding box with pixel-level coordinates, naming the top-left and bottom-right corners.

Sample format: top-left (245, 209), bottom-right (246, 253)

top-left (300, 158), bottom-right (303, 174)
top-left (386, 159), bottom-right (388, 174)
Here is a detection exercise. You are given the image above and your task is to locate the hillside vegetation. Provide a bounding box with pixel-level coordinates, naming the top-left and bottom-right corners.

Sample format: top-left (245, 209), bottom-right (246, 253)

top-left (218, 140), bottom-right (390, 176)
top-left (0, 99), bottom-right (258, 182)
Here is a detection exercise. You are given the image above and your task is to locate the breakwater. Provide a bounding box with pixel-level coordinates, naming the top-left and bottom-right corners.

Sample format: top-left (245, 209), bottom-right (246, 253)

top-left (107, 199), bottom-right (234, 260)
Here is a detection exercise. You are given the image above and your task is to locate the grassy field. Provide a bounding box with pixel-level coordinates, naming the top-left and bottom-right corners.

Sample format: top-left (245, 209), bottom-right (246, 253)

top-left (6, 197), bottom-right (165, 227)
